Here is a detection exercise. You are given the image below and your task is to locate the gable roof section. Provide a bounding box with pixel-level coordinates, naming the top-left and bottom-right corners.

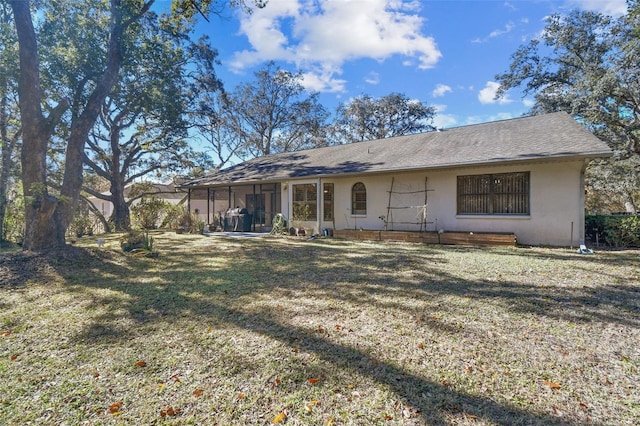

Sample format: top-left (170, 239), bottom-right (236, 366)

top-left (182, 112), bottom-right (612, 188)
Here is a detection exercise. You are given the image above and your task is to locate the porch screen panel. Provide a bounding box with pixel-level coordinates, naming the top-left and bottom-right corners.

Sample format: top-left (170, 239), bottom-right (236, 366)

top-left (323, 183), bottom-right (334, 221)
top-left (457, 172), bottom-right (529, 215)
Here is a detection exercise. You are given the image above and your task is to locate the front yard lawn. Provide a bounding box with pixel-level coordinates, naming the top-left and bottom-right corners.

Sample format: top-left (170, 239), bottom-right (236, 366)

top-left (1, 231), bottom-right (638, 425)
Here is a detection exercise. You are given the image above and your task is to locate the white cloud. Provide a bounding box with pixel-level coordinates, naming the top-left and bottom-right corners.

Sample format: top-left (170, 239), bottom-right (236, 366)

top-left (489, 22), bottom-right (515, 38)
top-left (504, 2), bottom-right (517, 11)
top-left (431, 104), bottom-right (458, 129)
top-left (566, 0), bottom-right (627, 17)
top-left (300, 65), bottom-right (347, 93)
top-left (364, 72), bottom-right (381, 85)
top-left (432, 84), bottom-right (452, 98)
top-left (473, 22), bottom-right (516, 43)
top-left (478, 81), bottom-right (512, 105)
top-left (230, 0), bottom-right (442, 92)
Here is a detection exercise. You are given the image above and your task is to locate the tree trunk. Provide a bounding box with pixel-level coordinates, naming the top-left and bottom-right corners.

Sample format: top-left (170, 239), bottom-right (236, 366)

top-left (55, 0), bottom-right (127, 236)
top-left (10, 0), bottom-right (138, 249)
top-left (10, 0), bottom-right (65, 250)
top-left (0, 75), bottom-right (12, 243)
top-left (110, 182), bottom-right (131, 231)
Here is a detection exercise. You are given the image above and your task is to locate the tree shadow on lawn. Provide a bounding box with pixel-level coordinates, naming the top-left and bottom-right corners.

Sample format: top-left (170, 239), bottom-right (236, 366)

top-left (52, 237), bottom-right (640, 424)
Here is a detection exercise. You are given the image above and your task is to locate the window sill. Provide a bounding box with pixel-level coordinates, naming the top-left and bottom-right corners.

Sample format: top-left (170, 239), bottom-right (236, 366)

top-left (456, 214), bottom-right (530, 220)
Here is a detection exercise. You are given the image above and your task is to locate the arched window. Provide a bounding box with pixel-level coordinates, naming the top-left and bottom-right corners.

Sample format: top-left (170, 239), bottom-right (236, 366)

top-left (351, 182), bottom-right (367, 215)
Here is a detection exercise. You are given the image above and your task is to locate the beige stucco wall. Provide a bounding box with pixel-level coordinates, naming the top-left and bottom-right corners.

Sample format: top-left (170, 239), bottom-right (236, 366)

top-left (283, 160), bottom-right (587, 246)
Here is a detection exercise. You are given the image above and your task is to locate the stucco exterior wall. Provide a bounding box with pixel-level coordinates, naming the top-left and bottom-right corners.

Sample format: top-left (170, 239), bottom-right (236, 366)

top-left (284, 160), bottom-right (587, 246)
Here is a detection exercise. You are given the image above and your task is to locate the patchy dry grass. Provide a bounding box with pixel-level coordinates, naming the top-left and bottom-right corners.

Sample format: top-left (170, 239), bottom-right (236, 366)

top-left (0, 231), bottom-right (638, 425)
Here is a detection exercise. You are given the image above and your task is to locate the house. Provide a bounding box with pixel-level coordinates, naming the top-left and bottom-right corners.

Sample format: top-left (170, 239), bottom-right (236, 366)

top-left (181, 112), bottom-right (612, 246)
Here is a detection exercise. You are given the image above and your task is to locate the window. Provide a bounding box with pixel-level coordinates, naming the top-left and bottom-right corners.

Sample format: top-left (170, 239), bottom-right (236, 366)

top-left (457, 172), bottom-right (529, 215)
top-left (323, 183), bottom-right (334, 221)
top-left (351, 182), bottom-right (367, 215)
top-left (292, 183), bottom-right (317, 221)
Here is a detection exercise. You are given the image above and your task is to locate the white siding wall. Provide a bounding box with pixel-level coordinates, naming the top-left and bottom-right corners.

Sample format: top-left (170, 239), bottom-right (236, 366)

top-left (287, 160), bottom-right (586, 246)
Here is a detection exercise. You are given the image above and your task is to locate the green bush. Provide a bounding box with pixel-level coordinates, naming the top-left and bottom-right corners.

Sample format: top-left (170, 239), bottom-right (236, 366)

top-left (586, 215), bottom-right (640, 247)
top-left (131, 198), bottom-right (169, 229)
top-left (165, 205), bottom-right (203, 234)
top-left (120, 230), bottom-right (146, 252)
top-left (68, 205), bottom-right (94, 237)
top-left (2, 192), bottom-right (25, 244)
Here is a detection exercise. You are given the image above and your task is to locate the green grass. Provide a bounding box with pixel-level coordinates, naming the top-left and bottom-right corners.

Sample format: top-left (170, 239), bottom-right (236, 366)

top-left (1, 231), bottom-right (638, 425)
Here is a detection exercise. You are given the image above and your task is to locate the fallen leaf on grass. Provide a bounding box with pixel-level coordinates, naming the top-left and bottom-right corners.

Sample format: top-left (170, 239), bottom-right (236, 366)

top-left (160, 406), bottom-right (181, 417)
top-left (108, 402), bottom-right (123, 414)
top-left (384, 414), bottom-right (393, 420)
top-left (171, 374), bottom-right (181, 382)
top-left (326, 418), bottom-right (334, 425)
top-left (272, 411), bottom-right (287, 423)
top-left (2, 331), bottom-right (10, 337)
top-left (272, 377), bottom-right (281, 387)
top-left (10, 355), bottom-right (18, 361)
top-left (418, 343), bottom-right (424, 349)
top-left (192, 389), bottom-right (204, 397)
top-left (304, 399), bottom-right (321, 413)
top-left (237, 392), bottom-right (245, 400)
top-left (135, 360), bottom-right (146, 367)
top-left (543, 381), bottom-right (561, 389)
top-left (307, 377), bottom-right (320, 384)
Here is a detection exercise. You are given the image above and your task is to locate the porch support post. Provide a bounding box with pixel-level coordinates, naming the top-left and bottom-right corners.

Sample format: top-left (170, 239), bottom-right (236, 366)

top-left (253, 184), bottom-right (257, 232)
top-left (207, 188), bottom-right (211, 225)
top-left (187, 189), bottom-right (191, 212)
top-left (228, 186), bottom-right (232, 209)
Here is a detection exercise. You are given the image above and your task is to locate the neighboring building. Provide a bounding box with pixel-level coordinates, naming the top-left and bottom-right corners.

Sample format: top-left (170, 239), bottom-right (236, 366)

top-left (87, 182), bottom-right (188, 223)
top-left (181, 112), bottom-right (612, 246)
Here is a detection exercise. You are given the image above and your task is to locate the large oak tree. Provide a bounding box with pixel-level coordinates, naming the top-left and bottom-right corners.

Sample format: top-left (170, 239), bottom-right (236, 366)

top-left (495, 1), bottom-right (640, 212)
top-left (7, 0), bottom-right (261, 249)
top-left (227, 62), bottom-right (330, 158)
top-left (331, 93), bottom-right (436, 144)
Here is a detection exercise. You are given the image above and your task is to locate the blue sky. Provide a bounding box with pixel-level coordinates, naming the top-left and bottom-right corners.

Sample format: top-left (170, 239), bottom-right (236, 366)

top-left (185, 0), bottom-right (628, 129)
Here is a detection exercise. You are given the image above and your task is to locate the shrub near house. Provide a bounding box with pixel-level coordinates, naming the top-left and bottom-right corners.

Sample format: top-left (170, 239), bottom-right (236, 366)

top-left (586, 215), bottom-right (640, 247)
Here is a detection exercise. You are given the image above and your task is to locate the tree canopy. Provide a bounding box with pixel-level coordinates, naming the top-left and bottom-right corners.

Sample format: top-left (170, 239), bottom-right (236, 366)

top-left (331, 93), bottom-right (436, 144)
top-left (225, 62), bottom-right (330, 158)
top-left (496, 0), bottom-right (640, 212)
top-left (496, 2), bottom-right (640, 158)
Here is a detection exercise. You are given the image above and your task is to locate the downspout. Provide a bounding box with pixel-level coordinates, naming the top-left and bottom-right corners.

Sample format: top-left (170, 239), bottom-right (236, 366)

top-left (317, 177), bottom-right (322, 234)
top-left (578, 159), bottom-right (590, 246)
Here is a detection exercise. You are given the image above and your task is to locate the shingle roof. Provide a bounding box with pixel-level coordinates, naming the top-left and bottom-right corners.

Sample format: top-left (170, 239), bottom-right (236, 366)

top-left (182, 112), bottom-right (612, 188)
